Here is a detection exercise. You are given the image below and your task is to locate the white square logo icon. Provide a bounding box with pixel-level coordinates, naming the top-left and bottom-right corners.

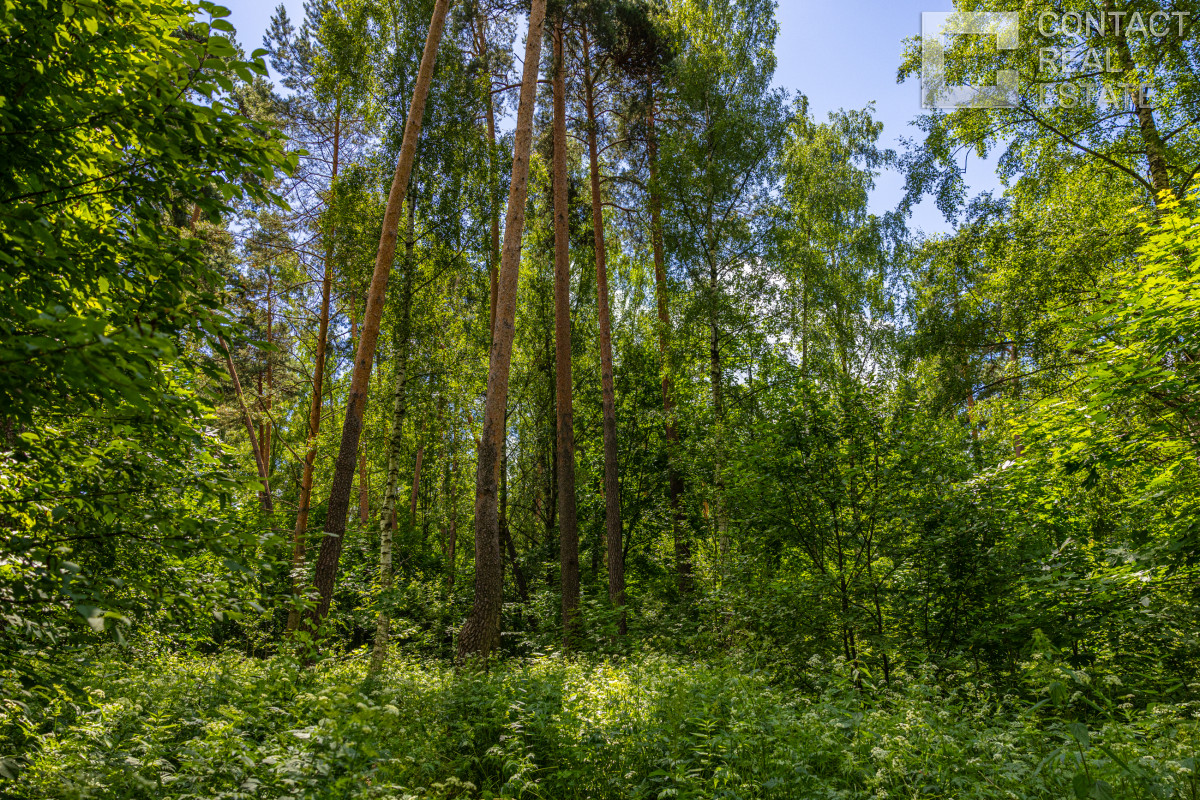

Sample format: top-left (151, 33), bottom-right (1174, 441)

top-left (922, 11), bottom-right (1019, 109)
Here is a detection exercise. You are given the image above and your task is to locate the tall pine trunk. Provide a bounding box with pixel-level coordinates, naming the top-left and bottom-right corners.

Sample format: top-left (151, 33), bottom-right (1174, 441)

top-left (307, 0), bottom-right (451, 631)
top-left (286, 106), bottom-right (341, 633)
top-left (457, 0), bottom-right (548, 661)
top-left (552, 17), bottom-right (580, 647)
top-left (582, 31), bottom-right (624, 634)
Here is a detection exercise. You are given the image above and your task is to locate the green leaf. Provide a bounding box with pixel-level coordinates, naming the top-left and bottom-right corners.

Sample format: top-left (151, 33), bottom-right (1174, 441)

top-left (1068, 722), bottom-right (1090, 749)
top-left (1073, 771), bottom-right (1092, 799)
top-left (207, 35), bottom-right (235, 58)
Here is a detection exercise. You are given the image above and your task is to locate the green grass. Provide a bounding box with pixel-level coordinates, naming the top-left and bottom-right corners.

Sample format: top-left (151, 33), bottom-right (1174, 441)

top-left (8, 644), bottom-right (1200, 799)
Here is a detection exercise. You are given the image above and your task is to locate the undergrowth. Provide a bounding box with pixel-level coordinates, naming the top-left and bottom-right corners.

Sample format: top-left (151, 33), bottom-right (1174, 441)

top-left (6, 640), bottom-right (1200, 799)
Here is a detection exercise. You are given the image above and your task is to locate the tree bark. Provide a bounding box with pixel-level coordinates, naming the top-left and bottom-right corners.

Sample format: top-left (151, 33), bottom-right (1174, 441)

top-left (307, 0), bottom-right (450, 631)
top-left (552, 18), bottom-right (580, 647)
top-left (286, 105), bottom-right (341, 634)
top-left (582, 31), bottom-right (624, 634)
top-left (348, 292), bottom-right (370, 527)
top-left (257, 370), bottom-right (265, 475)
top-left (647, 83), bottom-right (690, 594)
top-left (800, 238), bottom-right (810, 377)
top-left (368, 476), bottom-right (397, 675)
top-left (457, 0), bottom-right (547, 661)
top-left (359, 456), bottom-right (370, 525)
top-left (445, 427), bottom-right (460, 592)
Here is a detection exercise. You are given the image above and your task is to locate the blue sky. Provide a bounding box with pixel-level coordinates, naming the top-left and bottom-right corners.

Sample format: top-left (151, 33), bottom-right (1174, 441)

top-left (226, 0), bottom-right (1002, 234)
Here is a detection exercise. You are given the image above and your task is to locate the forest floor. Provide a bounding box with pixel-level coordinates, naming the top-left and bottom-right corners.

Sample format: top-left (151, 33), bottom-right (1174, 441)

top-left (11, 643), bottom-right (1200, 799)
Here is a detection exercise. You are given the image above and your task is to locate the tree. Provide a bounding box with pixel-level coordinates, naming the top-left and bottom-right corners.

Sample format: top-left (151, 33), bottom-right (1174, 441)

top-left (0, 0), bottom-right (289, 689)
top-left (471, 5), bottom-right (514, 342)
top-left (307, 0), bottom-right (452, 631)
top-left (900, 0), bottom-right (1200, 213)
top-left (579, 11), bottom-right (625, 633)
top-left (369, 193), bottom-right (415, 674)
top-left (603, 0), bottom-right (689, 595)
top-left (552, 12), bottom-right (581, 646)
top-left (659, 0), bottom-right (784, 574)
top-left (263, 0), bottom-right (374, 632)
top-left (458, 0), bottom-right (549, 661)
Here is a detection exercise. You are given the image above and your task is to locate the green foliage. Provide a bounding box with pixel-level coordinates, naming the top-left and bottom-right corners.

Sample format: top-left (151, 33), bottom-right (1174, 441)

top-left (7, 0), bottom-right (1200, 795)
top-left (0, 0), bottom-right (292, 751)
top-left (9, 646), bottom-right (1200, 799)
top-left (1040, 194), bottom-right (1200, 474)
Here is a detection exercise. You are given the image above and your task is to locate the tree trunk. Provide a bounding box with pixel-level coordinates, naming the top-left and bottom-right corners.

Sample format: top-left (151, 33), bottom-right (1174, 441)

top-left (348, 296), bottom-right (364, 522)
top-left (647, 84), bottom-right (690, 594)
top-left (266, 278), bottom-right (274, 472)
top-left (444, 419), bottom-right (460, 593)
top-left (257, 369), bottom-right (265, 475)
top-left (307, 0), bottom-right (450, 632)
top-left (370, 198), bottom-right (416, 671)
top-left (286, 105), bottom-right (341, 633)
top-left (378, 198), bottom-right (416, 549)
top-left (800, 239), bottom-right (809, 377)
top-left (258, 275), bottom-right (273, 475)
top-left (457, 0), bottom-right (547, 661)
top-left (348, 292), bottom-right (371, 528)
top-left (368, 483), bottom-right (396, 675)
top-left (546, 413), bottom-right (558, 589)
top-left (1107, 0), bottom-right (1172, 199)
top-left (359, 457), bottom-right (370, 524)
top-left (583, 31), bottom-right (624, 634)
top-left (552, 19), bottom-right (580, 647)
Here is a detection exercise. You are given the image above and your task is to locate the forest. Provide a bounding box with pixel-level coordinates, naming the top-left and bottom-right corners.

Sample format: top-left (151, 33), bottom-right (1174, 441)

top-left (3, 0), bottom-right (1200, 796)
